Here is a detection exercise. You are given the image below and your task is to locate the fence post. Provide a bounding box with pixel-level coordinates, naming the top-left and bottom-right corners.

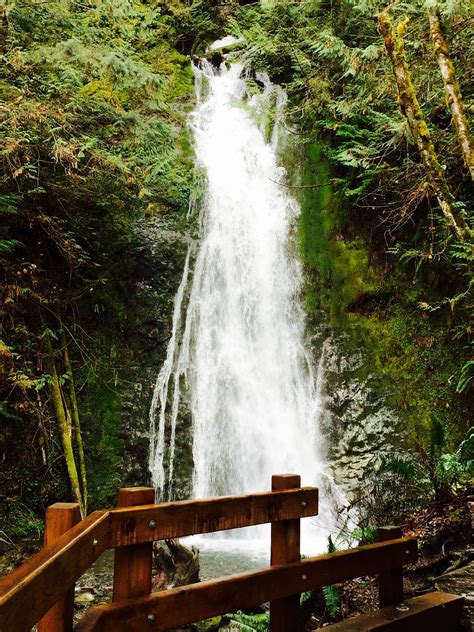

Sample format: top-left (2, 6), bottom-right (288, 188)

top-left (377, 525), bottom-right (403, 606)
top-left (270, 474), bottom-right (302, 632)
top-left (113, 487), bottom-right (155, 601)
top-left (38, 502), bottom-right (81, 632)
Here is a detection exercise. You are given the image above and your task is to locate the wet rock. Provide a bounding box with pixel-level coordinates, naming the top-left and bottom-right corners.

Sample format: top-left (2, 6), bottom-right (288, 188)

top-left (435, 561), bottom-right (474, 631)
top-left (314, 333), bottom-right (403, 499)
top-left (75, 592), bottom-right (96, 605)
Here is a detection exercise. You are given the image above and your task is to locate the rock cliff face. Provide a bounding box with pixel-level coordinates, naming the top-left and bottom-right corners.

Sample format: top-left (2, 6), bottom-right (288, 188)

top-left (77, 215), bottom-right (189, 508)
top-left (313, 332), bottom-right (402, 500)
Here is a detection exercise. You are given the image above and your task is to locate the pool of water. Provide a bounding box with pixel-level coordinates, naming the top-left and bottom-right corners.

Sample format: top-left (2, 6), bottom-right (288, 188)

top-left (186, 535), bottom-right (270, 580)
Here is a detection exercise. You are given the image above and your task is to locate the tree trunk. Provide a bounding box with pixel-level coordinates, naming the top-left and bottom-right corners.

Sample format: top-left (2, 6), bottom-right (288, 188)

top-left (60, 328), bottom-right (88, 514)
top-left (427, 1), bottom-right (474, 181)
top-left (378, 12), bottom-right (470, 241)
top-left (43, 334), bottom-right (85, 517)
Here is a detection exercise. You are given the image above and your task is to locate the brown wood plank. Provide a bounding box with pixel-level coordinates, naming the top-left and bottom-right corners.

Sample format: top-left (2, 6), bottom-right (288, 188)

top-left (38, 503), bottom-right (82, 632)
top-left (323, 592), bottom-right (464, 631)
top-left (270, 474), bottom-right (301, 632)
top-left (108, 487), bottom-right (319, 547)
top-left (377, 526), bottom-right (403, 607)
top-left (75, 537), bottom-right (417, 632)
top-left (113, 488), bottom-right (155, 601)
top-left (0, 511), bottom-right (110, 632)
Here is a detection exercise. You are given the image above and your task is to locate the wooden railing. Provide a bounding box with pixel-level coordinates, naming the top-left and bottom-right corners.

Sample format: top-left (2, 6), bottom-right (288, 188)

top-left (0, 475), bottom-right (418, 632)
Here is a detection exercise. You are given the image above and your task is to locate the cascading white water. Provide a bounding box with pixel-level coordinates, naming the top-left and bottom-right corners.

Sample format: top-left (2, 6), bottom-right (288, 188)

top-left (149, 61), bottom-right (348, 554)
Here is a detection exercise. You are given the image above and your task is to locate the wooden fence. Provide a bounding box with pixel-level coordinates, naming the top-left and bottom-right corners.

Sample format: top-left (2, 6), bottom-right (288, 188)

top-left (0, 474), bottom-right (425, 632)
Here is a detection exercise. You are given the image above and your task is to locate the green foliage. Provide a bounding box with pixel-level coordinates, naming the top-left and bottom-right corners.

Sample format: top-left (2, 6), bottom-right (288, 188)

top-left (323, 584), bottom-right (341, 620)
top-left (0, 0), bottom-right (223, 519)
top-left (384, 457), bottom-right (421, 482)
top-left (322, 536), bottom-right (341, 620)
top-left (0, 194), bottom-right (21, 252)
top-left (382, 422), bottom-right (473, 500)
top-left (231, 0), bottom-right (474, 515)
top-left (334, 517), bottom-right (378, 546)
top-left (2, 498), bottom-right (44, 539)
top-left (225, 611), bottom-right (269, 631)
top-left (429, 416), bottom-right (446, 463)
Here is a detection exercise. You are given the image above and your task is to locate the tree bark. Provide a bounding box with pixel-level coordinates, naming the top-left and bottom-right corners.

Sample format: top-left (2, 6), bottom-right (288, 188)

top-left (43, 334), bottom-right (85, 517)
top-left (60, 328), bottom-right (88, 514)
top-left (379, 12), bottom-right (470, 241)
top-left (427, 1), bottom-right (474, 181)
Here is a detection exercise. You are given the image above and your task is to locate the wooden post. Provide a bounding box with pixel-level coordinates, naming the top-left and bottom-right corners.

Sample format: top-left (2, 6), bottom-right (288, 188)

top-left (113, 487), bottom-right (155, 601)
top-left (38, 502), bottom-right (81, 632)
top-left (377, 526), bottom-right (403, 607)
top-left (270, 474), bottom-right (302, 632)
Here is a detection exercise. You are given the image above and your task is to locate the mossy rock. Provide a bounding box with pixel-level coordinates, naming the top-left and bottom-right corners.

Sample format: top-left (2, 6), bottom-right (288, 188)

top-left (191, 616), bottom-right (222, 631)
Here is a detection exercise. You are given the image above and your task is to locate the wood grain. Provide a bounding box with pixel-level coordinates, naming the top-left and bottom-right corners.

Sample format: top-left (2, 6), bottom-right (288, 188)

top-left (38, 503), bottom-right (81, 632)
top-left (108, 487), bottom-right (319, 547)
top-left (323, 592), bottom-right (464, 631)
top-left (113, 488), bottom-right (155, 601)
top-left (75, 537), bottom-right (418, 632)
top-left (0, 510), bottom-right (110, 632)
top-left (270, 474), bottom-right (301, 632)
top-left (377, 526), bottom-right (403, 607)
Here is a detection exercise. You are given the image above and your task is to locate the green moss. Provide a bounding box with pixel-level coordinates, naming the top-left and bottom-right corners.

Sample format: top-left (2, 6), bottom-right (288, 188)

top-left (192, 616), bottom-right (222, 631)
top-left (295, 143), bottom-right (378, 322)
top-left (290, 141), bottom-right (469, 451)
top-left (81, 376), bottom-right (123, 509)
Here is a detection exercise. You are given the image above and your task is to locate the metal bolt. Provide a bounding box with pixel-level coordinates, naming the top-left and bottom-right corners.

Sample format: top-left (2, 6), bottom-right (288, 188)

top-left (406, 550), bottom-right (410, 555)
top-left (147, 613), bottom-right (156, 623)
top-left (92, 539), bottom-right (98, 547)
top-left (302, 501), bottom-right (307, 508)
top-left (302, 574), bottom-right (307, 581)
top-left (149, 519), bottom-right (157, 530)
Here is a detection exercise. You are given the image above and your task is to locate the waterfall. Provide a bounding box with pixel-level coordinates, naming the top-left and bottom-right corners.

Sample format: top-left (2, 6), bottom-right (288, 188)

top-left (149, 61), bottom-right (349, 553)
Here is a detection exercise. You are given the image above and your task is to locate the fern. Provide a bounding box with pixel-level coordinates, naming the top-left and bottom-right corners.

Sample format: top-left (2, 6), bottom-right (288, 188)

top-left (429, 417), bottom-right (446, 464)
top-left (457, 428), bottom-right (474, 462)
top-left (323, 584), bottom-right (341, 620)
top-left (383, 456), bottom-right (421, 481)
top-left (227, 611), bottom-right (269, 631)
top-left (322, 536), bottom-right (341, 620)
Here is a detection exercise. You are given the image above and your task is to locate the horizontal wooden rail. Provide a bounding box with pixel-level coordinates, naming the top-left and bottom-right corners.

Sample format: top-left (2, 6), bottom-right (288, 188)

top-left (0, 511), bottom-right (109, 632)
top-left (325, 592), bottom-right (464, 631)
top-left (108, 487), bottom-right (319, 546)
top-left (0, 486), bottom-right (318, 632)
top-left (76, 536), bottom-right (418, 632)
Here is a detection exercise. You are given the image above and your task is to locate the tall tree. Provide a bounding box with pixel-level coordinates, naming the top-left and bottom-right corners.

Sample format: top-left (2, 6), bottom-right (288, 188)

top-left (426, 0), bottom-right (474, 181)
top-left (378, 12), bottom-right (470, 241)
top-left (43, 331), bottom-right (85, 517)
top-left (60, 329), bottom-right (88, 514)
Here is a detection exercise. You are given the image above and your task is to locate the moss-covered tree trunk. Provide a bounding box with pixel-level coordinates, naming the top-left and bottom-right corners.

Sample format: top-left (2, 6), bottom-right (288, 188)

top-left (427, 2), bottom-right (474, 181)
top-left (379, 12), bottom-right (470, 241)
top-left (60, 329), bottom-right (88, 514)
top-left (43, 334), bottom-right (85, 517)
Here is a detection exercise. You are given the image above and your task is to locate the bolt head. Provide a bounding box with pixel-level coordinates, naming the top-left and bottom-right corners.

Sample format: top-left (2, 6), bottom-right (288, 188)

top-left (149, 519), bottom-right (157, 530)
top-left (302, 501), bottom-right (307, 508)
top-left (302, 574), bottom-right (307, 581)
top-left (147, 613), bottom-right (156, 623)
top-left (92, 539), bottom-right (98, 547)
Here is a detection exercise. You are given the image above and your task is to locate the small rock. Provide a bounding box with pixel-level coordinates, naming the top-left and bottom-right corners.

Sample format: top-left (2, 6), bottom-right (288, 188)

top-left (75, 592), bottom-right (96, 605)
